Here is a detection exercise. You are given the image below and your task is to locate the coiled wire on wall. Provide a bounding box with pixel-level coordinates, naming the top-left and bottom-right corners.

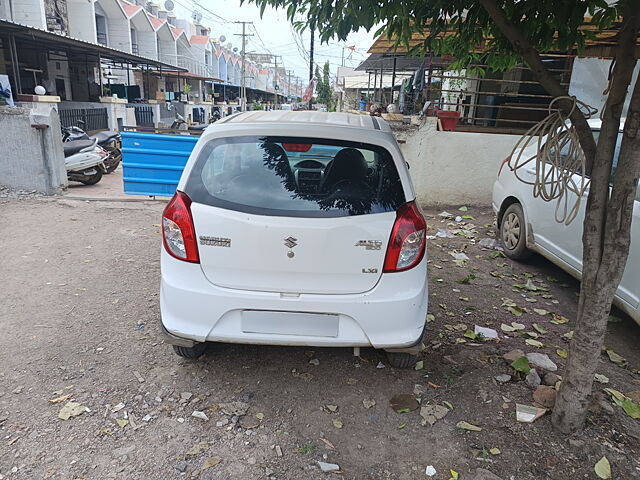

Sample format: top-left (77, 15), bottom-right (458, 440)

top-left (507, 96), bottom-right (598, 225)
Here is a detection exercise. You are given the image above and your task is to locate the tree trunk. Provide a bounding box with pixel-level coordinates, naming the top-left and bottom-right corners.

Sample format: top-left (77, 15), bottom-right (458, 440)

top-left (479, 0), bottom-right (640, 433)
top-left (477, 0), bottom-right (596, 163)
top-left (552, 69), bottom-right (640, 433)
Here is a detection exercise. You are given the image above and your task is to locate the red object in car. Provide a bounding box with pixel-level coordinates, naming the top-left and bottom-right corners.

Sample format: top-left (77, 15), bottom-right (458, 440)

top-left (162, 191), bottom-right (200, 263)
top-left (383, 201), bottom-right (427, 273)
top-left (282, 143), bottom-right (313, 152)
top-left (498, 155), bottom-right (512, 175)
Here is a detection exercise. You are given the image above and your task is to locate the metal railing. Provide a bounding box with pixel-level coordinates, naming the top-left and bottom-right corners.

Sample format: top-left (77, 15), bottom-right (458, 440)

top-left (59, 107), bottom-right (109, 131)
top-left (158, 53), bottom-right (179, 68)
top-left (176, 56), bottom-right (217, 79)
top-left (127, 104), bottom-right (154, 127)
top-left (96, 31), bottom-right (107, 46)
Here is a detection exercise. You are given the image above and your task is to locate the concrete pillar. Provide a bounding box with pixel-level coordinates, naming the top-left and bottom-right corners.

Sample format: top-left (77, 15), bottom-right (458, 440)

top-left (147, 102), bottom-right (161, 127)
top-left (0, 105), bottom-right (66, 194)
top-left (100, 96), bottom-right (128, 130)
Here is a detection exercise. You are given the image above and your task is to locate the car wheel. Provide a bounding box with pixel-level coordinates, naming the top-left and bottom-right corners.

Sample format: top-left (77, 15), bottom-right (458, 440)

top-left (386, 352), bottom-right (418, 369)
top-left (172, 343), bottom-right (207, 359)
top-left (500, 203), bottom-right (531, 260)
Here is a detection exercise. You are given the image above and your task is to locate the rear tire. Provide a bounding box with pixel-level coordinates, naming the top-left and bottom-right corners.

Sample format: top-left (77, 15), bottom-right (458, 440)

top-left (500, 203), bottom-right (531, 260)
top-left (103, 146), bottom-right (122, 174)
top-left (172, 343), bottom-right (207, 359)
top-left (386, 352), bottom-right (418, 369)
top-left (79, 168), bottom-right (103, 185)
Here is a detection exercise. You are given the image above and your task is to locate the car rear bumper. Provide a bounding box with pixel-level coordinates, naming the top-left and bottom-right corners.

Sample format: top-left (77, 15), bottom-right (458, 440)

top-left (160, 249), bottom-right (428, 349)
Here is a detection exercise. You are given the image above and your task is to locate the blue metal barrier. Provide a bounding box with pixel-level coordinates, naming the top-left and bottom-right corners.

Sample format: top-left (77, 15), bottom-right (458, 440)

top-left (121, 132), bottom-right (198, 197)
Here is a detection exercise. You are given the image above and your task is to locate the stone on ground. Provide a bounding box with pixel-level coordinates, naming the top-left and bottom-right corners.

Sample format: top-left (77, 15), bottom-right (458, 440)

top-left (526, 353), bottom-right (557, 372)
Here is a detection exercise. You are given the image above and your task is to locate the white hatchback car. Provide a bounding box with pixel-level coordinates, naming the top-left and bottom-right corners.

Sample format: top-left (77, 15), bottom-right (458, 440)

top-left (160, 111), bottom-right (428, 367)
top-left (493, 119), bottom-right (640, 325)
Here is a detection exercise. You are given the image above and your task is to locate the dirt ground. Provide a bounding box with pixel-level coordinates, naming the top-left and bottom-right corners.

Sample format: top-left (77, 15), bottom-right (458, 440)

top-left (0, 197), bottom-right (639, 480)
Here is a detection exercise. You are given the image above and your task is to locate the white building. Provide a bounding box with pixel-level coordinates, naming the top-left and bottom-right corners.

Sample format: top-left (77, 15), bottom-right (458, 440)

top-left (0, 0), bottom-right (295, 103)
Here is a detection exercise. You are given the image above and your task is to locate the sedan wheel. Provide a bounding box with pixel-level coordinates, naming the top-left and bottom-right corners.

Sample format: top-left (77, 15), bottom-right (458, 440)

top-left (503, 212), bottom-right (521, 249)
top-left (500, 203), bottom-right (531, 260)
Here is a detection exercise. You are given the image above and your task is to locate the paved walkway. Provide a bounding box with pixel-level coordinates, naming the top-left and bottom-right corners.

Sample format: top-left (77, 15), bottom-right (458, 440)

top-left (65, 167), bottom-right (166, 202)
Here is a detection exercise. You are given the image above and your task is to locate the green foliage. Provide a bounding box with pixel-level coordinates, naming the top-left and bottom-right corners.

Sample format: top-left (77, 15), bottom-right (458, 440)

top-left (244, 0), bottom-right (625, 73)
top-left (315, 61), bottom-right (333, 108)
top-left (182, 84), bottom-right (192, 94)
top-left (294, 441), bottom-right (316, 454)
top-left (510, 356), bottom-right (531, 375)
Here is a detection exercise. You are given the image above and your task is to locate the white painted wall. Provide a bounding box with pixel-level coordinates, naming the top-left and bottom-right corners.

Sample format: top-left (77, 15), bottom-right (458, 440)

top-left (569, 57), bottom-right (640, 117)
top-left (0, 0), bottom-right (13, 21)
top-left (106, 15), bottom-right (131, 52)
top-left (11, 0), bottom-right (46, 28)
top-left (398, 118), bottom-right (520, 206)
top-left (67, 0), bottom-right (97, 42)
top-left (137, 29), bottom-right (158, 59)
top-left (158, 37), bottom-right (177, 66)
top-left (45, 57), bottom-right (72, 100)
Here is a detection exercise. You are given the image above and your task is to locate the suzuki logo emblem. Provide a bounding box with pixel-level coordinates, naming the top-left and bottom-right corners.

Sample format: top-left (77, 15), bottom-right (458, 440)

top-left (284, 236), bottom-right (298, 249)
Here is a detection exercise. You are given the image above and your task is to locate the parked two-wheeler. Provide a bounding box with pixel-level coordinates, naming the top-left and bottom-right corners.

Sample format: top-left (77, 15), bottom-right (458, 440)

top-left (62, 121), bottom-right (122, 174)
top-left (62, 136), bottom-right (107, 185)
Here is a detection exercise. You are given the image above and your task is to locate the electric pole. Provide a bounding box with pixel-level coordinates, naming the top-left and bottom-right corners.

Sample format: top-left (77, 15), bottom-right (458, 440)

top-left (286, 69), bottom-right (293, 100)
top-left (272, 55), bottom-right (281, 109)
top-left (308, 26), bottom-right (314, 110)
top-left (234, 21), bottom-right (253, 112)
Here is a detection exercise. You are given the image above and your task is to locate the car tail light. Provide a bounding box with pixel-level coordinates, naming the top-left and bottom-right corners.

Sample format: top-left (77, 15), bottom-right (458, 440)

top-left (498, 155), bottom-right (511, 176)
top-left (383, 201), bottom-right (427, 272)
top-left (162, 191), bottom-right (199, 263)
top-left (282, 143), bottom-right (313, 152)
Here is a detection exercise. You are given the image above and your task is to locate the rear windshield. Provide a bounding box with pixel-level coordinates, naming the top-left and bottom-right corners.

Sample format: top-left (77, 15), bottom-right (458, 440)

top-left (185, 136), bottom-right (405, 217)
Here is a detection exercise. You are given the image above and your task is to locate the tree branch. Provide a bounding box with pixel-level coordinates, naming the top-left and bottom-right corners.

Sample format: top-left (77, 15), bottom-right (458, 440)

top-left (477, 0), bottom-right (596, 165)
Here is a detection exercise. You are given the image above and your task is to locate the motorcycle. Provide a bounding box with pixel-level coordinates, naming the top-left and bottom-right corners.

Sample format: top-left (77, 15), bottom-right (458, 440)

top-left (62, 121), bottom-right (122, 174)
top-left (169, 112), bottom-right (214, 133)
top-left (62, 137), bottom-right (107, 185)
top-left (170, 113), bottom-right (188, 130)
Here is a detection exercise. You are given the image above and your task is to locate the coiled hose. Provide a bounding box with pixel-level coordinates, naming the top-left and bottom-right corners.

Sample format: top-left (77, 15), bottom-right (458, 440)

top-left (507, 96), bottom-right (598, 225)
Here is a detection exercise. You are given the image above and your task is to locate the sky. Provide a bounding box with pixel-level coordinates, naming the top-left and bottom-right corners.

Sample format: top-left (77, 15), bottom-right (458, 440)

top-left (171, 0), bottom-right (376, 84)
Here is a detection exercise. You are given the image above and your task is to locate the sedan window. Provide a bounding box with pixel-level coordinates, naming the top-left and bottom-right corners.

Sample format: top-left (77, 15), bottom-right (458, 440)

top-left (592, 129), bottom-right (623, 184)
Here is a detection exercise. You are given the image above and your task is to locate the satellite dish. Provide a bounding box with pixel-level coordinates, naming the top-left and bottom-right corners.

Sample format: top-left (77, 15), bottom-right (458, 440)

top-left (219, 35), bottom-right (226, 43)
top-left (163, 0), bottom-right (174, 10)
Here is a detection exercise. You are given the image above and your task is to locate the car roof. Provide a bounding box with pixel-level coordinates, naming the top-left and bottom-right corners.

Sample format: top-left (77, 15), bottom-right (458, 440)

top-left (587, 117), bottom-right (626, 130)
top-left (217, 111), bottom-right (391, 133)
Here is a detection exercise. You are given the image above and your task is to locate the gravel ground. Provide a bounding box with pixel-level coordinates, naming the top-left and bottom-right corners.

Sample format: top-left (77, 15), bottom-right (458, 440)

top-left (0, 197), bottom-right (638, 480)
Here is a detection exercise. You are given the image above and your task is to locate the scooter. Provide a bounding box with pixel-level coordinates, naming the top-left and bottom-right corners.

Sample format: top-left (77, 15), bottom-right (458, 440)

top-left (169, 113), bottom-right (188, 130)
top-left (63, 138), bottom-right (107, 185)
top-left (169, 113), bottom-right (212, 133)
top-left (62, 122), bottom-right (122, 174)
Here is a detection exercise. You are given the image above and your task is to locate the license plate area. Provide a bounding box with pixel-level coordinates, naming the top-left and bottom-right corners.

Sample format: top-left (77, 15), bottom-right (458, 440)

top-left (241, 310), bottom-right (339, 337)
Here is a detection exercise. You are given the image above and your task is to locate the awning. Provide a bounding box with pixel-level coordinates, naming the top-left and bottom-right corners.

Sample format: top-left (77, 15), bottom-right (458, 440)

top-left (148, 70), bottom-right (224, 82)
top-left (367, 19), bottom-right (639, 59)
top-left (0, 18), bottom-right (188, 72)
top-left (355, 54), bottom-right (445, 72)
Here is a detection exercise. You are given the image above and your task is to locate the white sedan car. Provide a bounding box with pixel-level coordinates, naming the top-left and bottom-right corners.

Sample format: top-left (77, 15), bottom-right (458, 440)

top-left (492, 119), bottom-right (640, 324)
top-left (160, 111), bottom-right (428, 367)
